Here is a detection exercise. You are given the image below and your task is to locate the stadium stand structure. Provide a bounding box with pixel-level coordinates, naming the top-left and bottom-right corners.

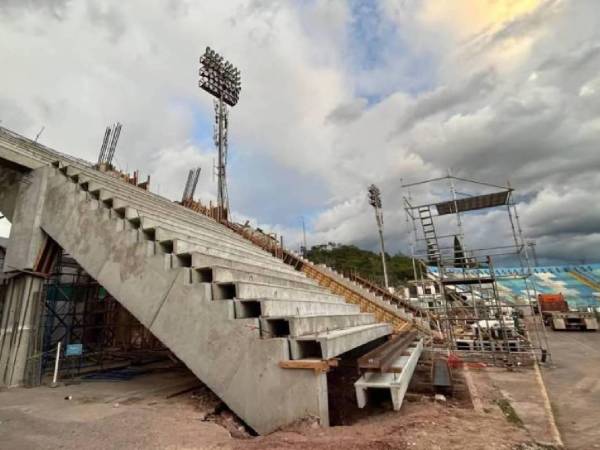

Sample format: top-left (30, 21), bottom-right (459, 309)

top-left (433, 265), bottom-right (600, 310)
top-left (497, 265), bottom-right (600, 310)
top-left (0, 126), bottom-right (403, 434)
top-left (220, 223), bottom-right (435, 335)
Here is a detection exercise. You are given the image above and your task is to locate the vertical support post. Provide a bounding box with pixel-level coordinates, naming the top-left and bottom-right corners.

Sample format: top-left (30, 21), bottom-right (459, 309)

top-left (375, 208), bottom-right (390, 290)
top-left (447, 171), bottom-right (464, 243)
top-left (52, 341), bottom-right (61, 386)
top-left (0, 274), bottom-right (45, 387)
top-left (217, 95), bottom-right (225, 221)
top-left (301, 216), bottom-right (307, 257)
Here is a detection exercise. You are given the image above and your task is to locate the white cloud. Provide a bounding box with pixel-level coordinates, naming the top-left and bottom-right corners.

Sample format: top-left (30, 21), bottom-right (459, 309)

top-left (0, 218), bottom-right (10, 238)
top-left (1, 0), bottom-right (599, 264)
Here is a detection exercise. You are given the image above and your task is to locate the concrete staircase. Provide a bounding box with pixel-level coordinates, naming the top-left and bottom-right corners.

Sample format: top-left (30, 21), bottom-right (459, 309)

top-left (0, 127), bottom-right (395, 434)
top-left (300, 260), bottom-right (434, 333)
top-left (224, 223), bottom-right (434, 335)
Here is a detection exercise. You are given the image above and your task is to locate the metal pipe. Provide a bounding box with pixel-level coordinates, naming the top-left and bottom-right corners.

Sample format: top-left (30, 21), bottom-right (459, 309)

top-left (375, 208), bottom-right (389, 289)
top-left (52, 341), bottom-right (61, 385)
top-left (217, 95), bottom-right (225, 219)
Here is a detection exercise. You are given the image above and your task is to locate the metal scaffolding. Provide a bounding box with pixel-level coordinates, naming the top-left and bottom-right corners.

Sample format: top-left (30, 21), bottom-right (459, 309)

top-left (402, 174), bottom-right (550, 365)
top-left (37, 250), bottom-right (164, 381)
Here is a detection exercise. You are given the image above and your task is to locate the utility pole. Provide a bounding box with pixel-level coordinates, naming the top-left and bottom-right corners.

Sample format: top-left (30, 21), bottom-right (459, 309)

top-left (527, 241), bottom-right (539, 266)
top-left (198, 47), bottom-right (241, 222)
top-left (368, 184), bottom-right (389, 290)
top-left (300, 216), bottom-right (307, 257)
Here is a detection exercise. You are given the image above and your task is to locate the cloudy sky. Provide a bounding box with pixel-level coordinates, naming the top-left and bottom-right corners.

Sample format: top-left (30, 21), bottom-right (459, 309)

top-left (1, 0), bottom-right (599, 265)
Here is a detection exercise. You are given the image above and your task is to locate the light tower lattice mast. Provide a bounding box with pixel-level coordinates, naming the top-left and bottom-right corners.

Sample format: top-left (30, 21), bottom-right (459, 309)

top-left (368, 184), bottom-right (390, 290)
top-left (198, 47), bottom-right (241, 221)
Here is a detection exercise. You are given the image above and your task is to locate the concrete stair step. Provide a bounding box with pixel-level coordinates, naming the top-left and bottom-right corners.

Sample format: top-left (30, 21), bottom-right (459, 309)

top-left (205, 265), bottom-right (321, 291)
top-left (261, 313), bottom-right (377, 338)
top-left (216, 281), bottom-right (346, 303)
top-left (182, 246), bottom-right (304, 278)
top-left (154, 239), bottom-right (287, 275)
top-left (137, 216), bottom-right (275, 262)
top-left (101, 190), bottom-right (278, 263)
top-left (289, 323), bottom-right (393, 360)
top-left (142, 224), bottom-right (284, 269)
top-left (65, 166), bottom-right (262, 248)
top-left (185, 252), bottom-right (307, 280)
top-left (234, 299), bottom-right (360, 318)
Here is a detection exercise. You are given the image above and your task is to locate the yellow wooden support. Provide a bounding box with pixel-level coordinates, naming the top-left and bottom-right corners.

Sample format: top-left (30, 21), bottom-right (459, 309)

top-left (299, 265), bottom-right (413, 333)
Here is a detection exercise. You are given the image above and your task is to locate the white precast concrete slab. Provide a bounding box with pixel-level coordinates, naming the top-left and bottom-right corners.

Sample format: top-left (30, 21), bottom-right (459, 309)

top-left (232, 281), bottom-right (346, 303)
top-left (282, 313), bottom-right (378, 337)
top-left (190, 251), bottom-right (307, 279)
top-left (235, 299), bottom-right (360, 317)
top-left (141, 219), bottom-right (277, 264)
top-left (173, 239), bottom-right (290, 272)
top-left (354, 338), bottom-right (423, 411)
top-left (210, 265), bottom-right (321, 291)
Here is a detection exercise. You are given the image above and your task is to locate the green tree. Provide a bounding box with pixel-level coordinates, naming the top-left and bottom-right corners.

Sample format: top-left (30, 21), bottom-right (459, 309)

top-left (306, 244), bottom-right (413, 287)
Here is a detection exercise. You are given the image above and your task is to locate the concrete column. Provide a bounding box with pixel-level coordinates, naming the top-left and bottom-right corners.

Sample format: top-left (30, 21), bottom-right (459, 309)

top-left (4, 166), bottom-right (50, 271)
top-left (0, 274), bottom-right (45, 387)
top-left (0, 163), bottom-right (26, 222)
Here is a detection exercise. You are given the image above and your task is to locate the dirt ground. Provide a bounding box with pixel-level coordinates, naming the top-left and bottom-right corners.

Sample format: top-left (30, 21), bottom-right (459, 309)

top-left (541, 329), bottom-right (600, 450)
top-left (0, 363), bottom-right (559, 450)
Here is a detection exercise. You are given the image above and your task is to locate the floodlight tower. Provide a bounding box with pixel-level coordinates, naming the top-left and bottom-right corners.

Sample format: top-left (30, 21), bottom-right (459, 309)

top-left (198, 47), bottom-right (241, 221)
top-left (368, 184), bottom-right (390, 289)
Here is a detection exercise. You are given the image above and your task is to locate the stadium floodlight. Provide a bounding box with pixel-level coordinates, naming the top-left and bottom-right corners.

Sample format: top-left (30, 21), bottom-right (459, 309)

top-left (198, 47), bottom-right (242, 220)
top-left (368, 184), bottom-right (389, 289)
top-left (368, 184), bottom-right (382, 209)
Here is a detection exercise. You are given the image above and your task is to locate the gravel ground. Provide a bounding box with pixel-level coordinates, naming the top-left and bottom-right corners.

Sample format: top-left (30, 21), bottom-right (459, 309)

top-left (0, 365), bottom-right (557, 450)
